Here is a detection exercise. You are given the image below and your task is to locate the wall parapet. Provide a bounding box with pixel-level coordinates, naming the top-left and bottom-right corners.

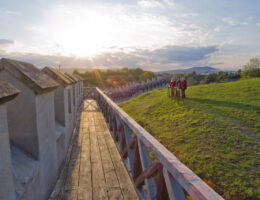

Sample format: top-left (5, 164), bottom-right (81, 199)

top-left (0, 58), bottom-right (84, 200)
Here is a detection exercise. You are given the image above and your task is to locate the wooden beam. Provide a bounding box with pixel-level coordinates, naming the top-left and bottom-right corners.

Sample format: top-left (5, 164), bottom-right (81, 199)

top-left (135, 160), bottom-right (161, 188)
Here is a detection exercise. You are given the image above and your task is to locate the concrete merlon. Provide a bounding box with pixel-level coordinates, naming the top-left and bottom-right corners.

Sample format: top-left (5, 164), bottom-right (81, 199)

top-left (63, 73), bottom-right (76, 84)
top-left (74, 74), bottom-right (84, 81)
top-left (0, 79), bottom-right (20, 104)
top-left (42, 67), bottom-right (71, 87)
top-left (0, 58), bottom-right (58, 94)
top-left (65, 73), bottom-right (80, 82)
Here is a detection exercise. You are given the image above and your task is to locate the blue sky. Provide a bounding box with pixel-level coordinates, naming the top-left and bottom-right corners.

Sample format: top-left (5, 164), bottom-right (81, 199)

top-left (0, 0), bottom-right (259, 71)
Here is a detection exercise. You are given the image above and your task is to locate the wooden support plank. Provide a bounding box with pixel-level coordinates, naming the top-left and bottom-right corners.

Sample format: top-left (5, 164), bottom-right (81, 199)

top-left (137, 139), bottom-right (157, 200)
top-left (154, 165), bottom-right (169, 200)
top-left (163, 167), bottom-right (185, 200)
top-left (135, 160), bottom-right (161, 188)
top-left (123, 125), bottom-right (135, 174)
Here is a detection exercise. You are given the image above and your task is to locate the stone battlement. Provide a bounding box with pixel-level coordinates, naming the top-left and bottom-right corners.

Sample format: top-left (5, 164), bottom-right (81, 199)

top-left (0, 58), bottom-right (83, 200)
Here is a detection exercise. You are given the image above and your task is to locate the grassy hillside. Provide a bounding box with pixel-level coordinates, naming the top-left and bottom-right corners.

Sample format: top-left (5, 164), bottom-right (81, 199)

top-left (119, 78), bottom-right (260, 200)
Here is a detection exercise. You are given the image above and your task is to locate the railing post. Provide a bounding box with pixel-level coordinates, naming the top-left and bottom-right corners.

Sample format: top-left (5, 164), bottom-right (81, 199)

top-left (163, 167), bottom-right (185, 200)
top-left (123, 124), bottom-right (135, 174)
top-left (137, 139), bottom-right (157, 200)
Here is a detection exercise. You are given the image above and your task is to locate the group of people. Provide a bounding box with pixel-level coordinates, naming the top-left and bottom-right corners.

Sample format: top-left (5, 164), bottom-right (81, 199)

top-left (168, 77), bottom-right (187, 99)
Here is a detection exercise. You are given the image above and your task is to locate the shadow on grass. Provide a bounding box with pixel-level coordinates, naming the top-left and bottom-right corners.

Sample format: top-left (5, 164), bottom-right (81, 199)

top-left (188, 97), bottom-right (260, 112)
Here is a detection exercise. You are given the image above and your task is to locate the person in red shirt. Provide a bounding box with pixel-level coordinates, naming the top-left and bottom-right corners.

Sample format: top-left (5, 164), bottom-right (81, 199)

top-left (181, 77), bottom-right (187, 98)
top-left (169, 78), bottom-right (176, 97)
top-left (171, 78), bottom-right (176, 88)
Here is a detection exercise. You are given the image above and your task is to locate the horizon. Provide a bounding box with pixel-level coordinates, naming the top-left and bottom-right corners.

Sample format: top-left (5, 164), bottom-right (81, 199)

top-left (0, 0), bottom-right (259, 71)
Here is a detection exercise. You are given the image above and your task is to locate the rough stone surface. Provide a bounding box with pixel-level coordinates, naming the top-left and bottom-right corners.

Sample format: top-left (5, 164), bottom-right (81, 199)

top-left (42, 67), bottom-right (71, 87)
top-left (0, 58), bottom-right (58, 94)
top-left (11, 145), bottom-right (40, 200)
top-left (0, 70), bottom-right (39, 159)
top-left (65, 72), bottom-right (80, 82)
top-left (0, 79), bottom-right (20, 104)
top-left (35, 92), bottom-right (58, 199)
top-left (0, 104), bottom-right (15, 200)
top-left (64, 73), bottom-right (76, 83)
top-left (74, 74), bottom-right (84, 81)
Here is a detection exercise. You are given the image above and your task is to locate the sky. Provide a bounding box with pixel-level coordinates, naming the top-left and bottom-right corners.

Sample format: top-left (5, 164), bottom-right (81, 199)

top-left (0, 0), bottom-right (259, 71)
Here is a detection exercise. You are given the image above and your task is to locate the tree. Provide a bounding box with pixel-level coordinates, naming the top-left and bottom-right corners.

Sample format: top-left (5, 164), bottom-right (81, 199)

top-left (242, 57), bottom-right (260, 77)
top-left (140, 71), bottom-right (156, 81)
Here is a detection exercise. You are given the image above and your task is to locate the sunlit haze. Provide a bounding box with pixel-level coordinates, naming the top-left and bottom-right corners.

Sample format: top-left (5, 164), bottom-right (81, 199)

top-left (0, 0), bottom-right (259, 71)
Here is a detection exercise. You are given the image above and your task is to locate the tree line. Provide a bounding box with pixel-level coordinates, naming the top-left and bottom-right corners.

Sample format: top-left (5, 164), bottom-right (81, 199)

top-left (73, 57), bottom-right (260, 88)
top-left (73, 68), bottom-right (156, 88)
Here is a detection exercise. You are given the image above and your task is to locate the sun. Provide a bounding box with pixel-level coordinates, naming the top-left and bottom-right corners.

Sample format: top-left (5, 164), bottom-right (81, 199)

top-left (51, 7), bottom-right (122, 57)
top-left (54, 16), bottom-right (108, 57)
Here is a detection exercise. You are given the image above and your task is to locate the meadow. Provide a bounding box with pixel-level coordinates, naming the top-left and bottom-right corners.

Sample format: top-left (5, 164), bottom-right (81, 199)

top-left (119, 78), bottom-right (260, 200)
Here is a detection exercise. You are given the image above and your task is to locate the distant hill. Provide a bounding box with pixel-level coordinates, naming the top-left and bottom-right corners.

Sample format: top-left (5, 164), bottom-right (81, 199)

top-left (156, 66), bottom-right (219, 74)
top-left (60, 68), bottom-right (91, 73)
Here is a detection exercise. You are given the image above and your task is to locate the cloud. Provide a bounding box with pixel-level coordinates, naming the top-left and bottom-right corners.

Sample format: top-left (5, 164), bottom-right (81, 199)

top-left (137, 0), bottom-right (164, 8)
top-left (179, 24), bottom-right (202, 32)
top-left (0, 45), bottom-right (218, 71)
top-left (0, 10), bottom-right (20, 15)
top-left (0, 39), bottom-right (14, 51)
top-left (180, 13), bottom-right (199, 18)
top-left (0, 39), bottom-right (14, 45)
top-left (163, 0), bottom-right (174, 7)
top-left (137, 0), bottom-right (174, 9)
top-left (222, 17), bottom-right (237, 26)
top-left (222, 16), bottom-right (253, 26)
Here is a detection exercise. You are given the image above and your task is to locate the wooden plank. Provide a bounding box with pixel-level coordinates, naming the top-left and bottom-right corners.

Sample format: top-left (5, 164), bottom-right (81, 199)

top-left (90, 125), bottom-right (108, 199)
top-left (163, 167), bottom-right (185, 200)
top-left (137, 139), bottom-right (157, 199)
top-left (101, 129), bottom-right (139, 200)
top-left (135, 160), bottom-right (160, 188)
top-left (78, 188), bottom-right (92, 200)
top-left (108, 189), bottom-right (124, 200)
top-left (123, 125), bottom-right (135, 175)
top-left (63, 189), bottom-right (78, 200)
top-left (78, 131), bottom-right (92, 199)
top-left (57, 99), bottom-right (140, 200)
top-left (96, 131), bottom-right (120, 188)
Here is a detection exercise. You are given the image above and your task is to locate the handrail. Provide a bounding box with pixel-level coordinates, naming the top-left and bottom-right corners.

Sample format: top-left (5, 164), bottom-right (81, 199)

top-left (107, 78), bottom-right (170, 101)
top-left (92, 87), bottom-right (223, 200)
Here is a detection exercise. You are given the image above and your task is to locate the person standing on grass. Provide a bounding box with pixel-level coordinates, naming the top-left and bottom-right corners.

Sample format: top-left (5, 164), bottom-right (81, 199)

top-left (181, 77), bottom-right (187, 98)
top-left (170, 78), bottom-right (176, 88)
top-left (169, 78), bottom-right (176, 97)
top-left (176, 77), bottom-right (181, 98)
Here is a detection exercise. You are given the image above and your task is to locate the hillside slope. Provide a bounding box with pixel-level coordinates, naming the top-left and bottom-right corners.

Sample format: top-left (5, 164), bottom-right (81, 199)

top-left (119, 78), bottom-right (260, 200)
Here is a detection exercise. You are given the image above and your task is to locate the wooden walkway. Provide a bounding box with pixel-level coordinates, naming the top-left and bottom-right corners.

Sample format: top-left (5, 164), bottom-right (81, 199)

top-left (60, 100), bottom-right (138, 200)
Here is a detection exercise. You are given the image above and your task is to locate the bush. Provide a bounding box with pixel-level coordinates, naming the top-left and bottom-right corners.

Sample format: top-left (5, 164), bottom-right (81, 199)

top-left (242, 57), bottom-right (260, 77)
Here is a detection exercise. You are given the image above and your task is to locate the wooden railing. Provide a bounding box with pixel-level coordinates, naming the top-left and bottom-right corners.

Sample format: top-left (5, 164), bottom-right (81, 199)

top-left (83, 87), bottom-right (96, 99)
top-left (106, 78), bottom-right (170, 101)
top-left (87, 87), bottom-right (224, 200)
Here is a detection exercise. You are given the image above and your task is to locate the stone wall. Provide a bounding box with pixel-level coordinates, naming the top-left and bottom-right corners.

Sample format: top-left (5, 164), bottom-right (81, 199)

top-left (0, 59), bottom-right (84, 200)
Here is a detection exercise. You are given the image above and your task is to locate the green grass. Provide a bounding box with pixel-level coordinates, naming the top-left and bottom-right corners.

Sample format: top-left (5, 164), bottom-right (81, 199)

top-left (119, 78), bottom-right (260, 200)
